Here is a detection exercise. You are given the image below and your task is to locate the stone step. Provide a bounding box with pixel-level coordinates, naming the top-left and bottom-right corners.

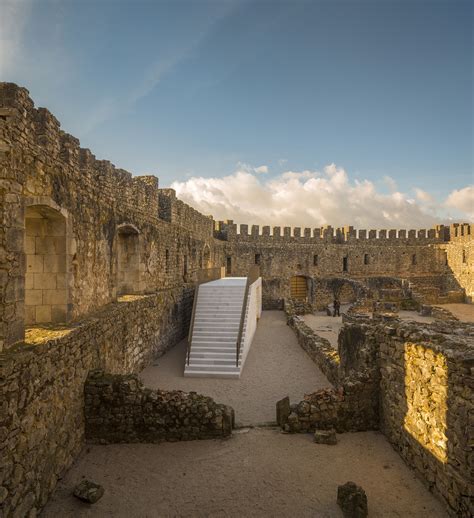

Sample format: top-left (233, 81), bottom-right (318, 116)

top-left (188, 358), bottom-right (239, 365)
top-left (183, 370), bottom-right (240, 379)
top-left (186, 363), bottom-right (239, 372)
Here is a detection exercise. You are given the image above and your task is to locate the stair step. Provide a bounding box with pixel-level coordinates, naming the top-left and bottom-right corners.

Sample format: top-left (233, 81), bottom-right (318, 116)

top-left (183, 370), bottom-right (240, 379)
top-left (184, 364), bottom-right (240, 372)
top-left (188, 359), bottom-right (239, 365)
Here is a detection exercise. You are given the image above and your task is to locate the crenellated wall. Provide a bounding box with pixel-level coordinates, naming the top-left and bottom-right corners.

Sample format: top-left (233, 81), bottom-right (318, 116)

top-left (215, 220), bottom-right (470, 308)
top-left (443, 223), bottom-right (473, 301)
top-left (0, 83), bottom-right (225, 351)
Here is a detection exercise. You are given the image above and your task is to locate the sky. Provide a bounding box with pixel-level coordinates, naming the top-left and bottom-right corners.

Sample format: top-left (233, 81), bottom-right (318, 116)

top-left (1, 0), bottom-right (473, 227)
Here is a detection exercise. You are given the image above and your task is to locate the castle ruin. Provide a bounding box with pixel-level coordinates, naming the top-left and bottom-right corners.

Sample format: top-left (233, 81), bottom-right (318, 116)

top-left (0, 83), bottom-right (472, 517)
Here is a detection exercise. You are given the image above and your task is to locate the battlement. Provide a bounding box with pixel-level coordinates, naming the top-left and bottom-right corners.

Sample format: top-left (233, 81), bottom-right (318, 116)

top-left (0, 82), bottom-right (213, 232)
top-left (449, 223), bottom-right (473, 242)
top-left (214, 221), bottom-right (454, 244)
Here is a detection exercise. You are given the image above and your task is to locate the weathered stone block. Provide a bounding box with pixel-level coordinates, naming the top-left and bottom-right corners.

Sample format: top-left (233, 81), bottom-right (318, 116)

top-left (313, 428), bottom-right (337, 445)
top-left (276, 396), bottom-right (290, 426)
top-left (337, 481), bottom-right (368, 518)
top-left (73, 480), bottom-right (104, 504)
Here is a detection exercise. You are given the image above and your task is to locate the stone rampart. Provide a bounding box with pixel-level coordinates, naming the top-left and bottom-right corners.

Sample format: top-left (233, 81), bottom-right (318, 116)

top-left (84, 370), bottom-right (234, 443)
top-left (0, 82), bottom-right (223, 350)
top-left (0, 287), bottom-right (192, 516)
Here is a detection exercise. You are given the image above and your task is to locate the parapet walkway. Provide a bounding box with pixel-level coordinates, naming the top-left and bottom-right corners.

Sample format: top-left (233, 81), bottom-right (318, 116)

top-left (141, 310), bottom-right (330, 427)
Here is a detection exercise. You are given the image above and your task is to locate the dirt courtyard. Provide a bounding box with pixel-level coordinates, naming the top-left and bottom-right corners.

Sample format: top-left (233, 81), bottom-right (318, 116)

top-left (42, 428), bottom-right (447, 517)
top-left (141, 311), bottom-right (330, 427)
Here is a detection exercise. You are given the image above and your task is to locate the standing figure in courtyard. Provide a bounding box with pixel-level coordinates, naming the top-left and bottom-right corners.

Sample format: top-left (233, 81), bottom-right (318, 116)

top-left (333, 297), bottom-right (341, 317)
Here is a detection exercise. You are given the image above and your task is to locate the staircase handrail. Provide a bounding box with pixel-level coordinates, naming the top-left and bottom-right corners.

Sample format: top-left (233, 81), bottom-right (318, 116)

top-left (236, 265), bottom-right (260, 366)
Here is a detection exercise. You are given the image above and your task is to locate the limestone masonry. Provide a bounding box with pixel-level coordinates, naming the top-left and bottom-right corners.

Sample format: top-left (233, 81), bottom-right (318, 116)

top-left (0, 82), bottom-right (473, 517)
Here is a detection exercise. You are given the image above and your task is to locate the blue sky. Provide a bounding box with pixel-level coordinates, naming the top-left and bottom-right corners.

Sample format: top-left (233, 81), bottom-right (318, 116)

top-left (2, 0), bottom-right (473, 226)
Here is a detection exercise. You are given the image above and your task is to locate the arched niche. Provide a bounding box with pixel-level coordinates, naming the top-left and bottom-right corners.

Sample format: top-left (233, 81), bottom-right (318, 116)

top-left (117, 223), bottom-right (140, 295)
top-left (25, 204), bottom-right (69, 324)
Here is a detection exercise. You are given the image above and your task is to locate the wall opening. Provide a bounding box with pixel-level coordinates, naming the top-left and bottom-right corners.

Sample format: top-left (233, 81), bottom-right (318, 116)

top-left (412, 253), bottom-right (417, 266)
top-left (290, 275), bottom-right (308, 300)
top-left (183, 255), bottom-right (188, 277)
top-left (462, 249), bottom-right (467, 264)
top-left (165, 249), bottom-right (169, 273)
top-left (117, 224), bottom-right (140, 295)
top-left (343, 256), bottom-right (348, 272)
top-left (313, 254), bottom-right (318, 266)
top-left (226, 256), bottom-right (232, 275)
top-left (255, 253), bottom-right (261, 265)
top-left (203, 245), bottom-right (211, 268)
top-left (364, 253), bottom-right (369, 265)
top-left (25, 205), bottom-right (68, 325)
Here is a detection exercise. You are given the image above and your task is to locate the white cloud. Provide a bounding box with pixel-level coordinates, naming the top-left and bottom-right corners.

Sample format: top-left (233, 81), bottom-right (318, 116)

top-left (415, 188), bottom-right (434, 204)
top-left (254, 165), bottom-right (269, 174)
top-left (171, 164), bottom-right (473, 229)
top-left (445, 186), bottom-right (474, 220)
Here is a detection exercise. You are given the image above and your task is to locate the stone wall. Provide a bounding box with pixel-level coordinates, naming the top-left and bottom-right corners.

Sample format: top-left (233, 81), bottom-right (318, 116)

top-left (0, 82), bottom-right (225, 351)
top-left (378, 320), bottom-right (473, 517)
top-left (444, 223), bottom-right (474, 302)
top-left (217, 221), bottom-right (469, 308)
top-left (284, 299), bottom-right (340, 384)
top-left (280, 308), bottom-right (473, 517)
top-left (282, 302), bottom-right (380, 432)
top-left (85, 370), bottom-right (234, 443)
top-left (0, 287), bottom-right (193, 516)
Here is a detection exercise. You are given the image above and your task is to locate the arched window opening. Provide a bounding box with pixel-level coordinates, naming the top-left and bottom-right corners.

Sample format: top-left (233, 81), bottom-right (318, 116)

top-left (313, 254), bottom-right (318, 266)
top-left (117, 224), bottom-right (140, 295)
top-left (462, 249), bottom-right (467, 264)
top-left (226, 256), bottom-right (232, 275)
top-left (255, 253), bottom-right (261, 265)
top-left (25, 205), bottom-right (67, 325)
top-left (364, 253), bottom-right (369, 265)
top-left (412, 254), bottom-right (417, 266)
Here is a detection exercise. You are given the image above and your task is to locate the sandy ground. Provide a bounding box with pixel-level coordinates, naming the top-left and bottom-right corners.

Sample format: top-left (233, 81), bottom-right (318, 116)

top-left (303, 313), bottom-right (343, 348)
top-left (436, 303), bottom-right (474, 322)
top-left (141, 311), bottom-right (330, 427)
top-left (42, 428), bottom-right (448, 518)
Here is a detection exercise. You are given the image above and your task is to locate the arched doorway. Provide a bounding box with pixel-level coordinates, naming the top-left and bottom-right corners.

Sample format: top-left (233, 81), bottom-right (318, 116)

top-left (25, 205), bottom-right (68, 324)
top-left (290, 275), bottom-right (308, 300)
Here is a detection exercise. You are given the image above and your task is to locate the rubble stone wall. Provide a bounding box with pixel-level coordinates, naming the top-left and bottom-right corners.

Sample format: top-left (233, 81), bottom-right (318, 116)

top-left (0, 83), bottom-right (225, 351)
top-left (84, 370), bottom-right (234, 443)
top-left (443, 223), bottom-right (474, 302)
top-left (217, 221), bottom-right (469, 308)
top-left (0, 287), bottom-right (192, 516)
top-left (281, 311), bottom-right (473, 517)
top-left (378, 321), bottom-right (473, 517)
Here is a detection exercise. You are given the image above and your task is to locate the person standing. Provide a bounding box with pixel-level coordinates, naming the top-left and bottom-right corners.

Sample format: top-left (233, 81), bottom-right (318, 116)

top-left (333, 297), bottom-right (340, 317)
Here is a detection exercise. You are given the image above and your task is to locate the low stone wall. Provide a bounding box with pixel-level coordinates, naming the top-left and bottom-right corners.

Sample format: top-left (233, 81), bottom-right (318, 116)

top-left (378, 321), bottom-right (473, 517)
top-left (284, 299), bottom-right (340, 384)
top-left (0, 287), bottom-right (192, 517)
top-left (278, 316), bottom-right (380, 433)
top-left (85, 370), bottom-right (234, 443)
top-left (280, 308), bottom-right (473, 517)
